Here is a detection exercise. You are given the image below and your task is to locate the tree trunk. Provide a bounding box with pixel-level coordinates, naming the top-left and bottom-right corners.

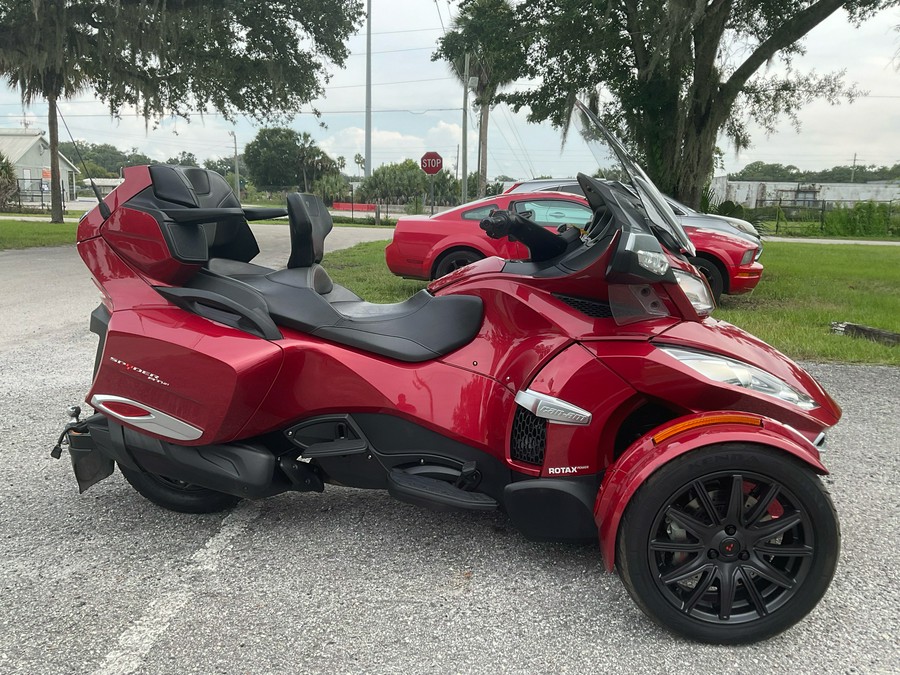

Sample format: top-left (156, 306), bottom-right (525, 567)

top-left (47, 92), bottom-right (64, 223)
top-left (477, 101), bottom-right (489, 198)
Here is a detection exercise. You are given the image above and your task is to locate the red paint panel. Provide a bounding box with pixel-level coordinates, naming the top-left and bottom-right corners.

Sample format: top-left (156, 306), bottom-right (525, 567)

top-left (87, 308), bottom-right (283, 445)
top-left (77, 165), bottom-right (152, 242)
top-left (102, 207), bottom-right (201, 285)
top-left (241, 326), bottom-right (515, 456)
top-left (585, 337), bottom-right (839, 438)
top-left (521, 343), bottom-right (636, 476)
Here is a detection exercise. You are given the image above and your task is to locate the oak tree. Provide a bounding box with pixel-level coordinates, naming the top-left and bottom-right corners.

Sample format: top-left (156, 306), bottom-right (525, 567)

top-left (505, 0), bottom-right (898, 207)
top-left (0, 0), bottom-right (362, 221)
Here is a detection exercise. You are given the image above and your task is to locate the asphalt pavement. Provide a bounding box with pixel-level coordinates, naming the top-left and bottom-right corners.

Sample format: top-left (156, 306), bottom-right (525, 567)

top-left (1, 230), bottom-right (898, 674)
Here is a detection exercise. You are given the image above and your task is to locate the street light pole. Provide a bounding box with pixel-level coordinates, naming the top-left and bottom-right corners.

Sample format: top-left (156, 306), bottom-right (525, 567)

top-left (364, 0), bottom-right (372, 178)
top-left (228, 130), bottom-right (240, 197)
top-left (461, 53), bottom-right (469, 204)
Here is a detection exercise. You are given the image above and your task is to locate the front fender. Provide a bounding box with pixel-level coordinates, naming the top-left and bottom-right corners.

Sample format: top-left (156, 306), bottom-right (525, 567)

top-left (593, 411), bottom-right (827, 571)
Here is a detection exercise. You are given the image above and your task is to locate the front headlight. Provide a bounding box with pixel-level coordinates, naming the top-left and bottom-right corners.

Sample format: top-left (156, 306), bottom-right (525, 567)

top-left (660, 346), bottom-right (818, 410)
top-left (674, 270), bottom-right (714, 315)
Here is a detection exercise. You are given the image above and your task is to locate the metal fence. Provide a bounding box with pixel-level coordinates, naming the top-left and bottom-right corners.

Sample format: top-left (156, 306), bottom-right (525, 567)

top-left (5, 177), bottom-right (65, 211)
top-left (752, 199), bottom-right (899, 237)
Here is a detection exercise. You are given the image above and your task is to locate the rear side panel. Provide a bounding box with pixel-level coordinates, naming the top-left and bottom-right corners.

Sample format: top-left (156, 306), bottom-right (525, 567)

top-left (241, 326), bottom-right (516, 456)
top-left (87, 308), bottom-right (283, 445)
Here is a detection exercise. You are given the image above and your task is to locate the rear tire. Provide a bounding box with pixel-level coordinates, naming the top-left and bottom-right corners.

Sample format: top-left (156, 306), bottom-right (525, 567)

top-left (119, 464), bottom-right (240, 514)
top-left (616, 444), bottom-right (839, 644)
top-left (433, 249), bottom-right (483, 279)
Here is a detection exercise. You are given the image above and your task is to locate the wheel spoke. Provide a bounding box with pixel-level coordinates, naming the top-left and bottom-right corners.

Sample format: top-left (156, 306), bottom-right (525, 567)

top-left (660, 555), bottom-right (711, 585)
top-left (747, 557), bottom-right (796, 589)
top-left (692, 479), bottom-right (722, 526)
top-left (650, 538), bottom-right (705, 553)
top-left (743, 483), bottom-right (780, 528)
top-left (717, 567), bottom-right (737, 620)
top-left (738, 566), bottom-right (769, 617)
top-left (755, 543), bottom-right (813, 557)
top-left (665, 506), bottom-right (711, 539)
top-left (682, 569), bottom-right (716, 614)
top-left (750, 511), bottom-right (803, 543)
top-left (726, 474), bottom-right (745, 524)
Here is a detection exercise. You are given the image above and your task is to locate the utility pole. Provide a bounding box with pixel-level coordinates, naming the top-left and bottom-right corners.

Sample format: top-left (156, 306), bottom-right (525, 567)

top-left (228, 130), bottom-right (240, 197)
top-left (461, 53), bottom-right (469, 204)
top-left (850, 153), bottom-right (857, 183)
top-left (364, 0), bottom-right (372, 178)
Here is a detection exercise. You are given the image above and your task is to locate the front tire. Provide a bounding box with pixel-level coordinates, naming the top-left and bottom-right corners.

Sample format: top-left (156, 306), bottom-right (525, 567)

top-left (616, 444), bottom-right (839, 644)
top-left (119, 464), bottom-right (240, 514)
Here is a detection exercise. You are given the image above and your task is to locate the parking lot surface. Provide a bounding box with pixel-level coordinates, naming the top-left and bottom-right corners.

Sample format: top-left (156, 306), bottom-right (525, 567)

top-left (1, 232), bottom-right (898, 674)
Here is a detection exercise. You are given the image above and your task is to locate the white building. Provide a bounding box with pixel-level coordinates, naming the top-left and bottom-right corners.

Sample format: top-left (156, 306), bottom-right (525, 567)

top-left (0, 128), bottom-right (79, 205)
top-left (711, 175), bottom-right (900, 208)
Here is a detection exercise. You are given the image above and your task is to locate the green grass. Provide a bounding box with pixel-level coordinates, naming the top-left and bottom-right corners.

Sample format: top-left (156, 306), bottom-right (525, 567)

top-left (716, 243), bottom-right (899, 365)
top-left (324, 240), bottom-right (426, 303)
top-left (761, 220), bottom-right (900, 239)
top-left (0, 220), bottom-right (77, 249)
top-left (325, 240), bottom-right (900, 365)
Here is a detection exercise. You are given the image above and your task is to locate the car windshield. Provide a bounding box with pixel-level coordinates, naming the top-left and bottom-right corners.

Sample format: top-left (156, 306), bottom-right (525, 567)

top-left (571, 101), bottom-right (696, 256)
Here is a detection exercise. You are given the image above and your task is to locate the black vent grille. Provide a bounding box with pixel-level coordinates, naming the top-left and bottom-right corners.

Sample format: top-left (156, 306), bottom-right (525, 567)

top-left (511, 407), bottom-right (547, 466)
top-left (554, 294), bottom-right (614, 318)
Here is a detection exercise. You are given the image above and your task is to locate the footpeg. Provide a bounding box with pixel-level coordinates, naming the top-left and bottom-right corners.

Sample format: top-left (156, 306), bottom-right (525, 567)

top-left (388, 468), bottom-right (497, 512)
top-left (278, 456), bottom-right (325, 493)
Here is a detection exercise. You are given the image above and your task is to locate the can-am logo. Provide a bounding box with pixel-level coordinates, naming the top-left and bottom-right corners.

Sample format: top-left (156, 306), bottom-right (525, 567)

top-left (109, 356), bottom-right (170, 387)
top-left (536, 403), bottom-right (589, 424)
top-left (548, 465), bottom-right (589, 475)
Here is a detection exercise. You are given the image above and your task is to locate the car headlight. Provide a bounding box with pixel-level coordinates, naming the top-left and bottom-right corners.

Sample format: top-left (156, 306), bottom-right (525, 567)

top-left (660, 346), bottom-right (818, 410)
top-left (740, 248), bottom-right (757, 265)
top-left (674, 270), bottom-right (714, 315)
top-left (735, 221), bottom-right (758, 236)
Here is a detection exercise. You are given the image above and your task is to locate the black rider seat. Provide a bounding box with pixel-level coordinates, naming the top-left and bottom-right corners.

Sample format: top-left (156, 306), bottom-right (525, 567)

top-left (213, 192), bottom-right (483, 362)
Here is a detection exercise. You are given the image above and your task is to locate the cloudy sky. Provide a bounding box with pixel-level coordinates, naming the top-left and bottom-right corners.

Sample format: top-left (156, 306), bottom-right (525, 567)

top-left (1, 2), bottom-right (897, 180)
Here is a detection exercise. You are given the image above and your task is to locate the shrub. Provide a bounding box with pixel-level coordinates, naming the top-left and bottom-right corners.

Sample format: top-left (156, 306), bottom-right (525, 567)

top-left (0, 152), bottom-right (18, 205)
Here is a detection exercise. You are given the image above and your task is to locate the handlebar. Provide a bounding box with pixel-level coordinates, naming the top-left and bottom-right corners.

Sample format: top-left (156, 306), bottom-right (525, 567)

top-left (479, 210), bottom-right (567, 262)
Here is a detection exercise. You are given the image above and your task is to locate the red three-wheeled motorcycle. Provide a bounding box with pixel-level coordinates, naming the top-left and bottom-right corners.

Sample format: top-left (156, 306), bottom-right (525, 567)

top-left (55, 103), bottom-right (840, 643)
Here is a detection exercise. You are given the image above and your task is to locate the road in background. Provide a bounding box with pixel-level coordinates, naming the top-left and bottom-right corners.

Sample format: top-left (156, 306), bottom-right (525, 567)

top-left (0, 232), bottom-right (897, 673)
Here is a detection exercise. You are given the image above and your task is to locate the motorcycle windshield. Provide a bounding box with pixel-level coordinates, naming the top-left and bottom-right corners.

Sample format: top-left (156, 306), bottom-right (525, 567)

top-left (572, 101), bottom-right (696, 257)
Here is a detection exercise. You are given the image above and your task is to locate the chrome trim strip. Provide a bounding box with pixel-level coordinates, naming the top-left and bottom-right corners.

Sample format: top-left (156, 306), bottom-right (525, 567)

top-left (91, 394), bottom-right (203, 441)
top-left (814, 432), bottom-right (827, 451)
top-left (514, 389), bottom-right (592, 426)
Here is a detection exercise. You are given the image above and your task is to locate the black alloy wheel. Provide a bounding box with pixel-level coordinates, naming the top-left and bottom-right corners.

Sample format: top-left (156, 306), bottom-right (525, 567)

top-left (119, 464), bottom-right (240, 514)
top-left (616, 444), bottom-right (839, 644)
top-left (433, 249), bottom-right (483, 279)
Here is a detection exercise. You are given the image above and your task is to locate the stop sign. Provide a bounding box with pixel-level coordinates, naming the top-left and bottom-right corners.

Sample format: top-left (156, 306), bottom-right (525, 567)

top-left (420, 151), bottom-right (443, 175)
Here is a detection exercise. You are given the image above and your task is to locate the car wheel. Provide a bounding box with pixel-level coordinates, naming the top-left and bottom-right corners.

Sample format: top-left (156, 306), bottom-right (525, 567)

top-left (616, 443), bottom-right (839, 644)
top-left (119, 465), bottom-right (241, 514)
top-left (433, 249), bottom-right (483, 279)
top-left (689, 256), bottom-right (724, 302)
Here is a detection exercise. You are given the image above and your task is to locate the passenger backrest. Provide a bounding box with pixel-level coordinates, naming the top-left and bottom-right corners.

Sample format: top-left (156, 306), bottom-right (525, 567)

top-left (148, 164), bottom-right (261, 264)
top-left (287, 193), bottom-right (333, 268)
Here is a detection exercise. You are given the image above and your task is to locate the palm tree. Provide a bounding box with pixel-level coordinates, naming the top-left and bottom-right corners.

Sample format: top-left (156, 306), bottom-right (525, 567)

top-left (434, 0), bottom-right (525, 198)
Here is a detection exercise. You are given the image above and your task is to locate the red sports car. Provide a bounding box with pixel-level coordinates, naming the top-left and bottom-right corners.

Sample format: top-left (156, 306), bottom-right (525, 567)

top-left (385, 191), bottom-right (762, 301)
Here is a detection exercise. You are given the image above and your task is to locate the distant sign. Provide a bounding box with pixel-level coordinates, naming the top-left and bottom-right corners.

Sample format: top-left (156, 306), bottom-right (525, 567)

top-left (420, 152), bottom-right (443, 175)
